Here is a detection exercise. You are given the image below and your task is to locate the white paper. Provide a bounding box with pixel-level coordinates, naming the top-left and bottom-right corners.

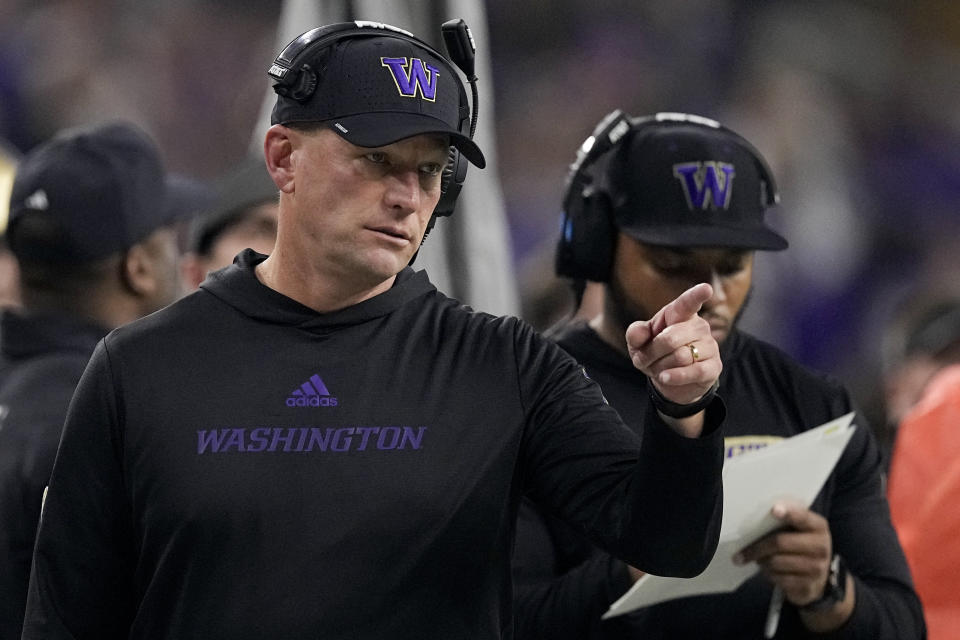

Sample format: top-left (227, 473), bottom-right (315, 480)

top-left (603, 413), bottom-right (856, 618)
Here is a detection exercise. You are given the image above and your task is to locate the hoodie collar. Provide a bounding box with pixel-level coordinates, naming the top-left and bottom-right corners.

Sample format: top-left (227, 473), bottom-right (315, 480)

top-left (199, 249), bottom-right (436, 330)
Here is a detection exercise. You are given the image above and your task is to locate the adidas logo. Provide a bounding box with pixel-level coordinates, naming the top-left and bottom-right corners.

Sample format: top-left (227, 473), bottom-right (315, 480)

top-left (25, 189), bottom-right (49, 211)
top-left (286, 374), bottom-right (338, 407)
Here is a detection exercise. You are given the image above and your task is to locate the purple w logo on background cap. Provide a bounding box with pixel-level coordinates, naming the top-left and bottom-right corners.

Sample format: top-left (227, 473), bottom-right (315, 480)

top-left (380, 57), bottom-right (439, 101)
top-left (672, 162), bottom-right (736, 211)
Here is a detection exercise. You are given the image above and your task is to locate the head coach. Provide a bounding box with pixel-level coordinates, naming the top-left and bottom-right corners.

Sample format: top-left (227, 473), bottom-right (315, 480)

top-left (22, 24), bottom-right (727, 640)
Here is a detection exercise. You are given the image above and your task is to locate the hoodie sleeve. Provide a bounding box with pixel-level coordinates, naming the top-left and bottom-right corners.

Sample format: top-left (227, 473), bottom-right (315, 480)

top-left (515, 322), bottom-right (724, 578)
top-left (512, 499), bottom-right (634, 639)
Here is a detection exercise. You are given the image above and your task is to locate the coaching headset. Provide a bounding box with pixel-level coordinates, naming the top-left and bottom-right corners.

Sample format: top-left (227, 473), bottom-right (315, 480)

top-left (555, 110), bottom-right (781, 283)
top-left (268, 20), bottom-right (480, 220)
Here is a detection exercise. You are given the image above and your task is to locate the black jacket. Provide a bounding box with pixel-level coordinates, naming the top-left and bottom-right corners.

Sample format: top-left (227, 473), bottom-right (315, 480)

top-left (0, 311), bottom-right (108, 639)
top-left (22, 250), bottom-right (724, 640)
top-left (513, 322), bottom-right (925, 640)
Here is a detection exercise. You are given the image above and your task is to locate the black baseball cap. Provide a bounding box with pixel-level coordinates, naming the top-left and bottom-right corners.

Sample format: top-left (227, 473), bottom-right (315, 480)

top-left (269, 23), bottom-right (485, 169)
top-left (7, 121), bottom-right (200, 264)
top-left (607, 115), bottom-right (787, 251)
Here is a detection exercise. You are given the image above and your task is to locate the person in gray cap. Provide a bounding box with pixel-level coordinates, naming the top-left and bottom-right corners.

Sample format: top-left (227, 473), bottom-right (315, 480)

top-left (179, 155), bottom-right (279, 291)
top-left (23, 23), bottom-right (726, 640)
top-left (512, 110), bottom-right (923, 639)
top-left (0, 120), bottom-right (196, 639)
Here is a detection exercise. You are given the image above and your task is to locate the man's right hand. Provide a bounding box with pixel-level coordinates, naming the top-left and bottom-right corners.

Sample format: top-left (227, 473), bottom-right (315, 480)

top-left (626, 283), bottom-right (722, 436)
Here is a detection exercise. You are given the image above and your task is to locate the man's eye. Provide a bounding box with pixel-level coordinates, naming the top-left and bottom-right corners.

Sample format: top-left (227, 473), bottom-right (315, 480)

top-left (718, 263), bottom-right (746, 277)
top-left (654, 262), bottom-right (686, 275)
top-left (718, 256), bottom-right (750, 276)
top-left (420, 163), bottom-right (443, 177)
top-left (365, 152), bottom-right (387, 164)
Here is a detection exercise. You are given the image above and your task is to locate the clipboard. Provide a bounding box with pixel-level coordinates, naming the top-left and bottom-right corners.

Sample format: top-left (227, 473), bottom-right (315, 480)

top-left (604, 412), bottom-right (856, 618)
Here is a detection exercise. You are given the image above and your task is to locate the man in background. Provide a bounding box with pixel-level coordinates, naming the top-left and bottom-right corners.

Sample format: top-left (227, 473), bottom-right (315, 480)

top-left (880, 296), bottom-right (960, 455)
top-left (0, 121), bottom-right (196, 638)
top-left (180, 155), bottom-right (278, 291)
top-left (513, 111), bottom-right (923, 639)
top-left (886, 297), bottom-right (960, 640)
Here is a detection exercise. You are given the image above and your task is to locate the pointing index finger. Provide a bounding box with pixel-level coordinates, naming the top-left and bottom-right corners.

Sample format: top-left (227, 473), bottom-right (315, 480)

top-left (650, 283), bottom-right (713, 336)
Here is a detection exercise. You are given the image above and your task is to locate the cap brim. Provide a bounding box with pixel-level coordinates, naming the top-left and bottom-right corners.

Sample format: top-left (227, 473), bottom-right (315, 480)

top-left (327, 112), bottom-right (486, 169)
top-left (619, 223), bottom-right (789, 251)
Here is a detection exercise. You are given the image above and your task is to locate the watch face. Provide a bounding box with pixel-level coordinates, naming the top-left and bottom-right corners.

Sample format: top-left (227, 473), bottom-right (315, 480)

top-left (828, 554), bottom-right (842, 589)
top-left (802, 553), bottom-right (846, 612)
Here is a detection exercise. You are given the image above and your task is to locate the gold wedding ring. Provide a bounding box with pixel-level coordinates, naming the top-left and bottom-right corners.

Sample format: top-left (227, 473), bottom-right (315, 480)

top-left (688, 343), bottom-right (700, 362)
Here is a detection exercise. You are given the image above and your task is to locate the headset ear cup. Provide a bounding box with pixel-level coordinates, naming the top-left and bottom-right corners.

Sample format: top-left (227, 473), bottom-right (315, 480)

top-left (286, 64), bottom-right (318, 102)
top-left (555, 109), bottom-right (634, 283)
top-left (434, 147), bottom-right (467, 217)
top-left (411, 148), bottom-right (463, 268)
top-left (555, 188), bottom-right (616, 282)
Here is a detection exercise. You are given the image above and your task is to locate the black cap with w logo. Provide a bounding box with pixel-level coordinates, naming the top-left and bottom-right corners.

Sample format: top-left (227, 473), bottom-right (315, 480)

top-left (269, 25), bottom-right (485, 169)
top-left (607, 118), bottom-right (787, 250)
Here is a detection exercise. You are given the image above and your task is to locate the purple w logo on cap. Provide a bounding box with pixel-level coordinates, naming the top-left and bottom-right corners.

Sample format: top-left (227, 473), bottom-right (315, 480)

top-left (672, 162), bottom-right (736, 211)
top-left (380, 57), bottom-right (439, 101)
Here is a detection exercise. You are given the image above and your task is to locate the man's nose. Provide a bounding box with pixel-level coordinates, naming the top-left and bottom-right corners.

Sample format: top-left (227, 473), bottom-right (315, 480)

top-left (702, 270), bottom-right (727, 309)
top-left (384, 171), bottom-right (421, 214)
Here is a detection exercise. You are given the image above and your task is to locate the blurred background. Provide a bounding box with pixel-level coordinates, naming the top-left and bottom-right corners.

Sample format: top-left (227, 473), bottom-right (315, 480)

top-left (1, 0), bottom-right (958, 450)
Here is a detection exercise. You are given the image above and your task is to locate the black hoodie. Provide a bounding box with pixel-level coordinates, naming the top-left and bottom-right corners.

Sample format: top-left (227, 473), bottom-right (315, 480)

top-left (23, 250), bottom-right (724, 640)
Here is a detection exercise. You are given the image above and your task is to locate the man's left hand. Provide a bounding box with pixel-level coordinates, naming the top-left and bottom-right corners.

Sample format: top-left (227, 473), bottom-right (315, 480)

top-left (735, 503), bottom-right (833, 606)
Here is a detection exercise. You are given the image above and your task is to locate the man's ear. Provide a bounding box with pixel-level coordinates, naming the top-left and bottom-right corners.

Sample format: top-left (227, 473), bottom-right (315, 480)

top-left (264, 125), bottom-right (296, 194)
top-left (119, 243), bottom-right (157, 297)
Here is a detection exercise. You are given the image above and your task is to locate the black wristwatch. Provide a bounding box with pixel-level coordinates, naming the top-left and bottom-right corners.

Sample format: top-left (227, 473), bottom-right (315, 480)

top-left (647, 378), bottom-right (719, 419)
top-left (801, 553), bottom-right (847, 613)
